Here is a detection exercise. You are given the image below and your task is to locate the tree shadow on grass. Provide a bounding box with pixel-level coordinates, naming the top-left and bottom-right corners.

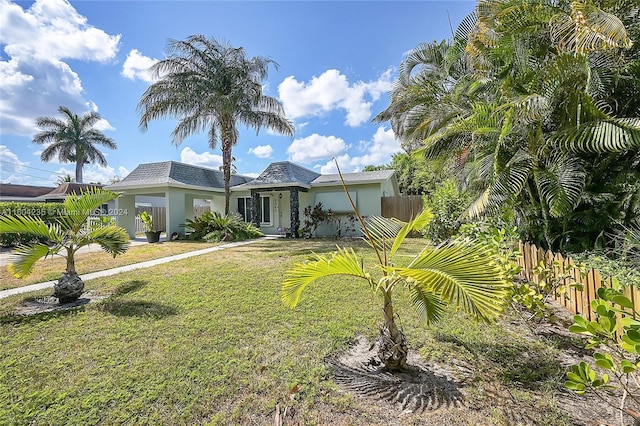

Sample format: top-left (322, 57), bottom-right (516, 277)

top-left (112, 280), bottom-right (148, 296)
top-left (327, 336), bottom-right (464, 413)
top-left (435, 332), bottom-right (565, 390)
top-left (96, 299), bottom-right (178, 319)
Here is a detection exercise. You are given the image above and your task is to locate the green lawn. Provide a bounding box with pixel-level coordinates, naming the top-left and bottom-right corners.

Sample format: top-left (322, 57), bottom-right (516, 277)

top-left (0, 240), bottom-right (218, 291)
top-left (0, 239), bottom-right (587, 425)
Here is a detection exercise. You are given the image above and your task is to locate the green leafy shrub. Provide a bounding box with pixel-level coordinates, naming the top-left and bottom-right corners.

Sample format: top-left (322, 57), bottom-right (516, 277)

top-left (422, 179), bottom-right (470, 243)
top-left (182, 211), bottom-right (263, 242)
top-left (0, 202), bottom-right (64, 247)
top-left (566, 281), bottom-right (640, 424)
top-left (570, 252), bottom-right (640, 289)
top-left (301, 203), bottom-right (334, 238)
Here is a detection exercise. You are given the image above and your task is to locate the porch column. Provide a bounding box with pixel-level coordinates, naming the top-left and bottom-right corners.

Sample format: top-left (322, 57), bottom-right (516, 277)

top-left (289, 187), bottom-right (300, 238)
top-left (114, 194), bottom-right (136, 239)
top-left (250, 189), bottom-right (260, 227)
top-left (165, 189), bottom-right (186, 237)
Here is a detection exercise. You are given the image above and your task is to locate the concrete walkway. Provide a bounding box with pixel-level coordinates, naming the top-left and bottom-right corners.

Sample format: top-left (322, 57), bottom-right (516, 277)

top-left (0, 236), bottom-right (277, 299)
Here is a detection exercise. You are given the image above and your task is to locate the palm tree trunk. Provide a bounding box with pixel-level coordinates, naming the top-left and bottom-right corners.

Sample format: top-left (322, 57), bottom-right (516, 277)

top-left (220, 123), bottom-right (234, 215)
top-left (75, 158), bottom-right (83, 183)
top-left (377, 292), bottom-right (408, 371)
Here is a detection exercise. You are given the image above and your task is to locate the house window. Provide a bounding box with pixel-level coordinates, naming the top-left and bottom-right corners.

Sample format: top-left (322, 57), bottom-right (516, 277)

top-left (237, 196), bottom-right (271, 225)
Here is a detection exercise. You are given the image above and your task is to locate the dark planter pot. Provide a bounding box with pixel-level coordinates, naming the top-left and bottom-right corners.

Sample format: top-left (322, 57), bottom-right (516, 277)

top-left (145, 231), bottom-right (162, 243)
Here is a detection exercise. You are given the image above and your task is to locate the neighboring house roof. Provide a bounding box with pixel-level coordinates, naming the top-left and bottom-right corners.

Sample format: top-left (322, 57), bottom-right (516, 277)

top-left (0, 183), bottom-right (55, 201)
top-left (238, 161), bottom-right (321, 190)
top-left (107, 161), bottom-right (252, 191)
top-left (0, 183), bottom-right (104, 202)
top-left (40, 183), bottom-right (103, 200)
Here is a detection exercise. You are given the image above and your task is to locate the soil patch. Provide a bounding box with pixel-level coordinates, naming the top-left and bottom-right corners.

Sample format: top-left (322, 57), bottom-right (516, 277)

top-left (328, 307), bottom-right (633, 426)
top-left (13, 291), bottom-right (108, 316)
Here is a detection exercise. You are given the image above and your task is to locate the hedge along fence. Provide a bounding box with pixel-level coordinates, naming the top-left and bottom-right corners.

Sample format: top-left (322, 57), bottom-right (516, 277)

top-left (517, 241), bottom-right (638, 337)
top-left (0, 201), bottom-right (64, 247)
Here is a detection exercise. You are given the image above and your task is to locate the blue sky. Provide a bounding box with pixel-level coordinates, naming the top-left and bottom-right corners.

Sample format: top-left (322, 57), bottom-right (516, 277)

top-left (0, 0), bottom-right (475, 186)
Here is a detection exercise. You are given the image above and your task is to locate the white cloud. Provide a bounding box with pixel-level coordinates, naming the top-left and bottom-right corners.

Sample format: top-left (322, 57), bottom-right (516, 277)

top-left (0, 145), bottom-right (29, 183)
top-left (180, 147), bottom-right (223, 169)
top-left (0, 0), bottom-right (120, 136)
top-left (53, 164), bottom-right (130, 185)
top-left (278, 68), bottom-right (393, 127)
top-left (318, 126), bottom-right (401, 173)
top-left (287, 134), bottom-right (348, 164)
top-left (248, 144), bottom-right (273, 159)
top-left (121, 49), bottom-right (159, 83)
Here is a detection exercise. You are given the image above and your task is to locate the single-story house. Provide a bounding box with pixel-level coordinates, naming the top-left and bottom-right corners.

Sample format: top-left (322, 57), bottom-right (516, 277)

top-left (106, 160), bottom-right (399, 238)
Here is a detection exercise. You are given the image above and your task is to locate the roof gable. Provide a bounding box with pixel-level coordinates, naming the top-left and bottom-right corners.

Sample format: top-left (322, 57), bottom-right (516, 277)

top-left (107, 161), bottom-right (252, 190)
top-left (243, 161), bottom-right (321, 188)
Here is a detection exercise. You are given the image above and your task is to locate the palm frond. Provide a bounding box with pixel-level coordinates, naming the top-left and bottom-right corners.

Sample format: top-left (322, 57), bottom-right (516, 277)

top-left (282, 247), bottom-right (370, 308)
top-left (84, 225), bottom-right (130, 257)
top-left (7, 244), bottom-right (59, 278)
top-left (538, 154), bottom-right (586, 217)
top-left (388, 240), bottom-right (511, 322)
top-left (59, 188), bottom-right (120, 231)
top-left (0, 215), bottom-right (58, 241)
top-left (390, 208), bottom-right (433, 256)
top-left (362, 216), bottom-right (404, 254)
top-left (554, 118), bottom-right (640, 152)
top-left (408, 283), bottom-right (447, 325)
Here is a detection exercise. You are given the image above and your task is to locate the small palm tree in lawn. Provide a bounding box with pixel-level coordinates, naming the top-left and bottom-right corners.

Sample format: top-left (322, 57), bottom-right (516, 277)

top-left (282, 164), bottom-right (512, 371)
top-left (0, 188), bottom-right (129, 303)
top-left (138, 35), bottom-right (295, 214)
top-left (33, 106), bottom-right (117, 184)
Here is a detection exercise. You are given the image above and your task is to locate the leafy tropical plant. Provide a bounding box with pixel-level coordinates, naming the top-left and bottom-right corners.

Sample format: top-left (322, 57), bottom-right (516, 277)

top-left (33, 106), bottom-right (117, 184)
top-left (0, 188), bottom-right (129, 302)
top-left (282, 164), bottom-right (512, 370)
top-left (182, 211), bottom-right (263, 242)
top-left (301, 202), bottom-right (334, 238)
top-left (138, 35), bottom-right (295, 214)
top-left (375, 0), bottom-right (640, 251)
top-left (138, 211), bottom-right (155, 232)
top-left (566, 280), bottom-right (640, 426)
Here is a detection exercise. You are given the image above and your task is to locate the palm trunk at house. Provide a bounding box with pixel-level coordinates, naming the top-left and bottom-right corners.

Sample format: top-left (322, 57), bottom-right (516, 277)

top-left (377, 292), bottom-right (408, 370)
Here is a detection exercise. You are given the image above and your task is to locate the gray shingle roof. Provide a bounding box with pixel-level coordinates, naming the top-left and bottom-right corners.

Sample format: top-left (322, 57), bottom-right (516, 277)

top-left (312, 170), bottom-right (395, 186)
top-left (241, 161), bottom-right (321, 189)
top-left (107, 161), bottom-right (252, 190)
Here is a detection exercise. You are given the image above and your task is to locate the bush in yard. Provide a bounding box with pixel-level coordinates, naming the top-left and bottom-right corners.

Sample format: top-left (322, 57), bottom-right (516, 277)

top-left (0, 201), bottom-right (64, 247)
top-left (302, 202), bottom-right (334, 238)
top-left (422, 179), bottom-right (470, 244)
top-left (182, 211), bottom-right (263, 242)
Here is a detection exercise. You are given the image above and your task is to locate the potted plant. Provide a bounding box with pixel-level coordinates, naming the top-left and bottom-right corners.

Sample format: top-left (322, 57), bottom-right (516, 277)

top-left (138, 211), bottom-right (162, 243)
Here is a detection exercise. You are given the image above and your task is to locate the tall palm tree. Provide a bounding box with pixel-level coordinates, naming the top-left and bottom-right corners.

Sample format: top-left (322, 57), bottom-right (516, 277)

top-left (0, 188), bottom-right (130, 303)
top-left (138, 35), bottom-right (295, 214)
top-left (33, 106), bottom-right (117, 184)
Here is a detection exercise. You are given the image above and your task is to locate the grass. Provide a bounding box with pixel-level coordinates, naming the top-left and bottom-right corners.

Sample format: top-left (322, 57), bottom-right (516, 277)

top-left (0, 240), bottom-right (218, 291)
top-left (0, 239), bottom-right (581, 425)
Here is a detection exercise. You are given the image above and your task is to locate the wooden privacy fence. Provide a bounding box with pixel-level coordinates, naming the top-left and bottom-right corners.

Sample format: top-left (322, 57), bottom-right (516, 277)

top-left (134, 207), bottom-right (166, 233)
top-left (381, 195), bottom-right (423, 222)
top-left (517, 241), bottom-right (638, 328)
